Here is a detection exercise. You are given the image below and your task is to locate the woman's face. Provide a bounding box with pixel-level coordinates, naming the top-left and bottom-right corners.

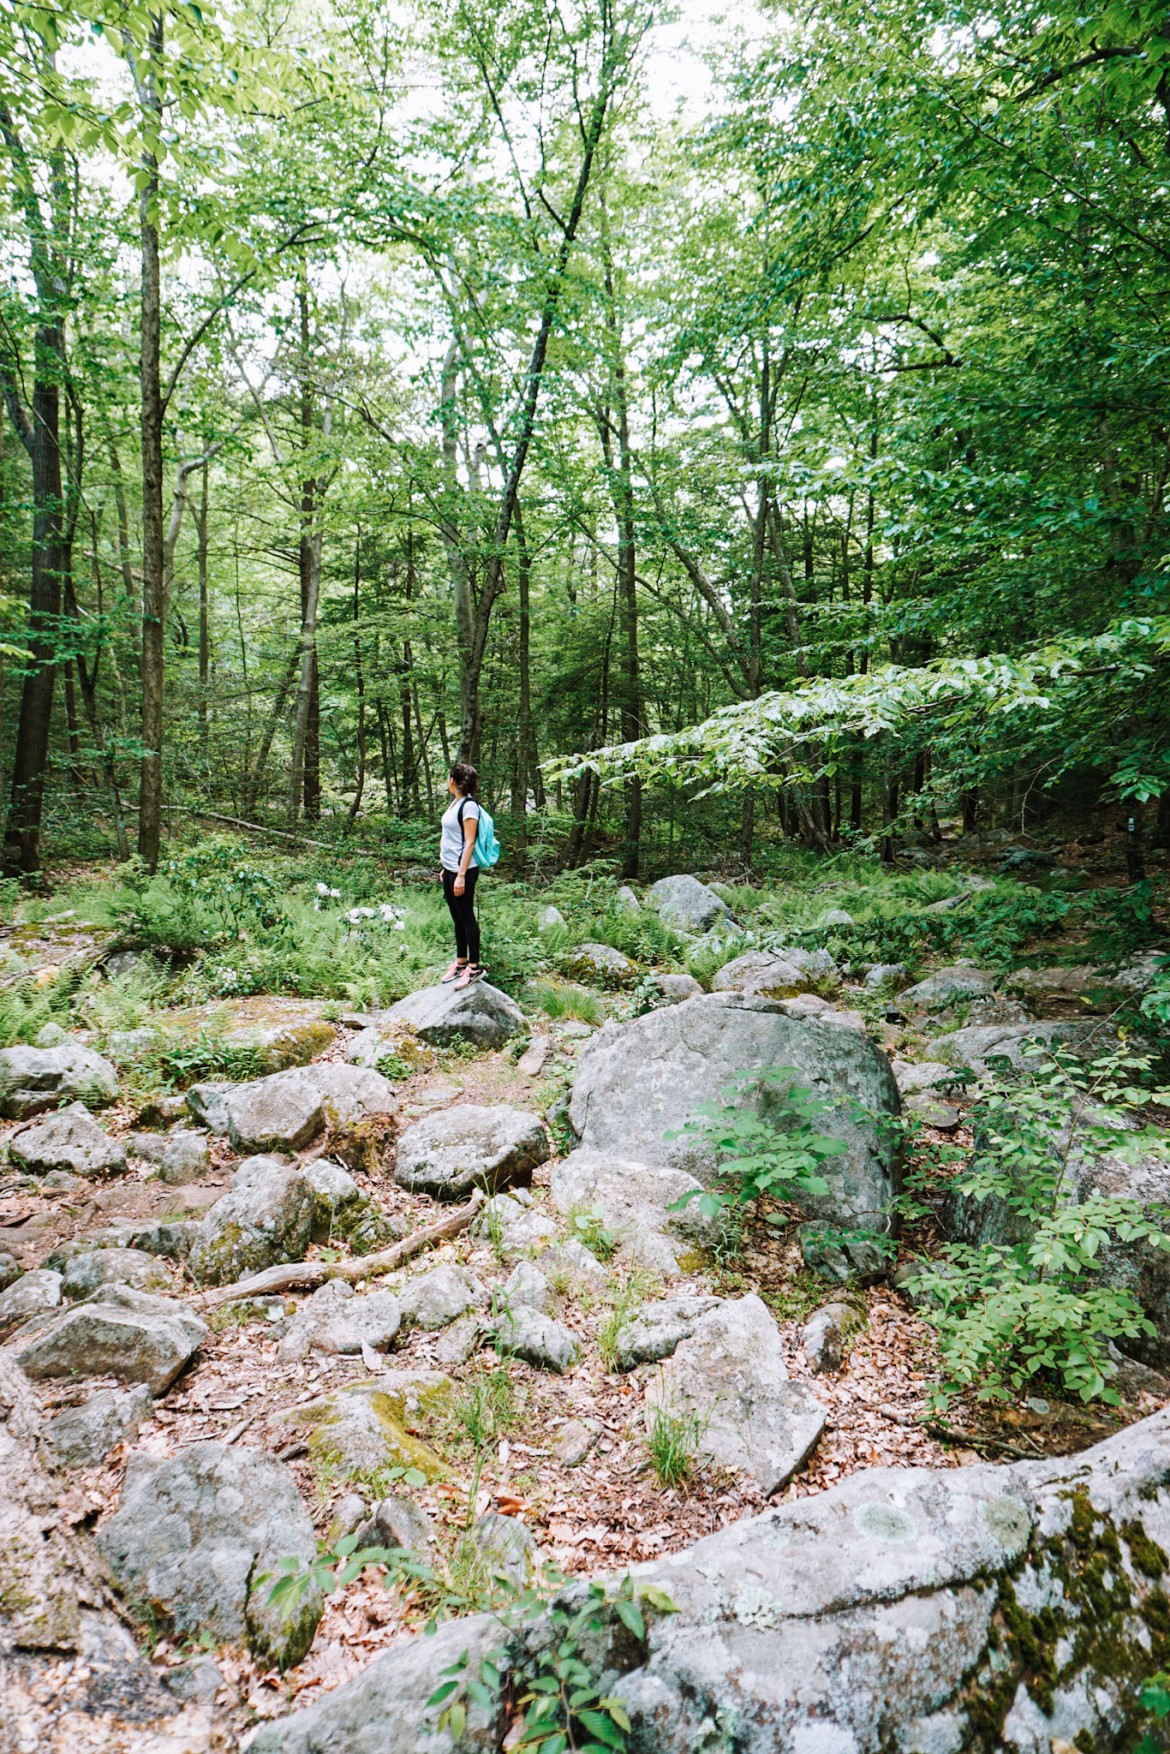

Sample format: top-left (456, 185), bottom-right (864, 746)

top-left (447, 775), bottom-right (459, 797)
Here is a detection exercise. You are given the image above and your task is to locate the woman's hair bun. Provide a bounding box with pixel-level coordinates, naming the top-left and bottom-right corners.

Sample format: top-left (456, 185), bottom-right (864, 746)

top-left (449, 761), bottom-right (479, 796)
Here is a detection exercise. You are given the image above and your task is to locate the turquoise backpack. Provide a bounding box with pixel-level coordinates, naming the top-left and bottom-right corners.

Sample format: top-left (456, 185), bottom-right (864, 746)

top-left (459, 798), bottom-right (501, 868)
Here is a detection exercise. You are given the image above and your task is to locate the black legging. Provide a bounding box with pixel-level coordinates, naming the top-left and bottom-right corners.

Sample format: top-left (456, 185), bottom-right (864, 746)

top-left (442, 866), bottom-right (480, 964)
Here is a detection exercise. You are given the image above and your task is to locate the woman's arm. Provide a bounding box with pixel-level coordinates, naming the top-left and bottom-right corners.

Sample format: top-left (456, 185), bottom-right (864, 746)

top-left (453, 811), bottom-right (477, 895)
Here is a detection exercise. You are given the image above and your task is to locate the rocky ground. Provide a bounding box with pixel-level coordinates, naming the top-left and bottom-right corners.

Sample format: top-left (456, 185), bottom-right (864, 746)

top-left (0, 870), bottom-right (1167, 1752)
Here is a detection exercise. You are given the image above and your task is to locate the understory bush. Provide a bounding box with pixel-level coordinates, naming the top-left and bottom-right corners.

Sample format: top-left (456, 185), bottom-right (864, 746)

top-left (913, 1048), bottom-right (1170, 1409)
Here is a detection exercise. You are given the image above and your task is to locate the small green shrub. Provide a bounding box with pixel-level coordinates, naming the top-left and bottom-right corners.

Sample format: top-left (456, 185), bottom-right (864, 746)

top-left (568, 1204), bottom-right (618, 1261)
top-left (669, 1068), bottom-right (849, 1225)
top-left (646, 1400), bottom-right (703, 1488)
top-left (528, 979), bottom-right (604, 1025)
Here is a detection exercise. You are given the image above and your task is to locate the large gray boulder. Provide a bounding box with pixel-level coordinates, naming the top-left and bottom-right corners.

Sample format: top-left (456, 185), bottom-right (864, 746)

top-left (126, 1128), bottom-right (210, 1184)
top-left (185, 1079), bottom-right (234, 1133)
top-left (7, 1102), bottom-right (126, 1179)
top-left (96, 1441), bottom-right (322, 1668)
top-left (551, 1149), bottom-right (721, 1275)
top-left (0, 1040), bottom-right (118, 1118)
top-left (928, 1018), bottom-right (1117, 1076)
top-left (16, 1286), bottom-right (206, 1394)
top-left (569, 993), bottom-right (900, 1229)
top-left (240, 1406), bottom-right (1170, 1754)
top-left (60, 1246), bottom-right (171, 1300)
top-left (900, 965), bottom-right (997, 1011)
top-left (0, 1267), bottom-right (62, 1335)
top-left (187, 1155), bottom-right (314, 1287)
top-left (301, 1062), bottom-right (397, 1133)
top-left (398, 1263), bottom-right (488, 1330)
top-left (385, 980), bottom-right (525, 1050)
top-left (611, 1294), bottom-right (723, 1371)
top-left (566, 942), bottom-right (637, 987)
top-left (225, 1069), bottom-right (325, 1154)
top-left (493, 1306), bottom-right (580, 1374)
top-left (647, 874), bottom-right (734, 933)
top-left (395, 1104), bottom-right (548, 1200)
top-left (645, 1295), bottom-right (825, 1494)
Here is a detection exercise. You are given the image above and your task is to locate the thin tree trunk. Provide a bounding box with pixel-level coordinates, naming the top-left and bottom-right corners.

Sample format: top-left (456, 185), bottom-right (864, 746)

top-left (134, 13), bottom-right (166, 869)
top-left (197, 458), bottom-right (210, 765)
top-left (243, 647), bottom-right (299, 817)
top-left (413, 678), bottom-right (434, 816)
top-left (347, 531), bottom-right (366, 826)
top-left (512, 504), bottom-right (533, 859)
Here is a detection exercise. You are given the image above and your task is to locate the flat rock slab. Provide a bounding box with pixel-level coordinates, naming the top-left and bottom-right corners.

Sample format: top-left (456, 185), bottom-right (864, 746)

top-left (248, 1405), bottom-right (1170, 1754)
top-left (645, 1294), bottom-right (825, 1494)
top-left (16, 1285), bottom-right (207, 1394)
top-left (569, 992), bottom-right (900, 1230)
top-left (153, 997), bottom-right (334, 1071)
top-left (647, 874), bottom-right (734, 933)
top-left (900, 965), bottom-right (997, 1010)
top-left (0, 1267), bottom-right (62, 1334)
top-left (927, 1018), bottom-right (1117, 1075)
top-left (60, 1247), bottom-right (172, 1300)
top-left (395, 1104), bottom-right (548, 1200)
top-left (302, 1062), bottom-right (397, 1134)
top-left (45, 1383), bottom-right (152, 1468)
top-left (550, 1148), bottom-right (721, 1276)
top-left (97, 1440), bottom-right (322, 1668)
top-left (278, 1280), bottom-right (402, 1359)
top-left (385, 980), bottom-right (526, 1049)
top-left (8, 1102), bottom-right (127, 1179)
top-left (0, 1041), bottom-right (118, 1119)
top-left (187, 1155), bottom-right (314, 1287)
top-left (471, 1194), bottom-right (557, 1259)
top-left (612, 1294), bottom-right (723, 1370)
top-left (226, 1069), bottom-right (325, 1154)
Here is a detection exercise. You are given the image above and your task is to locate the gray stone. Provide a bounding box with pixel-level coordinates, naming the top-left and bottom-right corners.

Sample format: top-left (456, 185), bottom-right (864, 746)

top-left (645, 1294), bottom-right (825, 1493)
top-left (567, 942), bottom-right (637, 987)
top-left (493, 1305), bottom-right (580, 1373)
top-left (225, 1068), bottom-right (325, 1154)
top-left (358, 1494), bottom-right (436, 1558)
top-left (644, 972), bottom-right (704, 1006)
top-left (799, 1221), bottom-right (891, 1286)
top-left (395, 1104), bottom-right (548, 1201)
top-left (517, 1034), bottom-right (551, 1075)
top-left (283, 1371), bottom-right (453, 1483)
top-left (554, 1019), bottom-right (595, 1040)
top-left (538, 1236), bottom-right (610, 1288)
top-left (471, 1193), bottom-right (557, 1259)
top-left (104, 1026), bottom-right (161, 1065)
top-left (614, 885), bottom-right (640, 913)
top-left (900, 965), bottom-right (997, 1011)
top-left (821, 907), bottom-right (855, 927)
top-left (304, 1158), bottom-right (360, 1224)
top-left (60, 1247), bottom-right (172, 1300)
top-left (131, 1219), bottom-right (201, 1259)
top-left (0, 1266), bottom-right (62, 1333)
top-left (386, 980), bottom-right (526, 1050)
top-left (45, 1384), bottom-right (153, 1467)
top-left (549, 1417), bottom-right (603, 1467)
top-left (8, 1102), bottom-right (126, 1180)
top-left (611, 1295), bottom-right (723, 1371)
top-left (16, 1285), bottom-right (206, 1393)
top-left (864, 961), bottom-right (909, 989)
top-left (892, 1058), bottom-right (954, 1095)
top-left (431, 1312), bottom-right (483, 1368)
top-left (472, 1510), bottom-right (534, 1585)
top-left (257, 1408), bottom-right (1170, 1754)
top-left (0, 1248), bottom-right (20, 1290)
top-left (187, 1155), bottom-right (314, 1287)
top-left (398, 1263), bottom-right (488, 1331)
top-left (135, 1091), bottom-right (188, 1126)
top-left (327, 1492), bottom-right (370, 1545)
top-left (927, 1018), bottom-right (1117, 1076)
top-left (503, 1259), bottom-right (553, 1313)
top-left (163, 1656), bottom-right (224, 1705)
top-left (0, 1041), bottom-right (118, 1118)
top-left (775, 992), bottom-right (867, 1032)
top-left (569, 993), bottom-right (900, 1229)
top-left (998, 843), bottom-right (1055, 872)
top-left (301, 1062), bottom-right (398, 1133)
top-left (711, 951), bottom-right (818, 998)
top-left (278, 1280), bottom-right (402, 1359)
top-left (551, 1148), bottom-right (720, 1276)
top-left (185, 1080), bottom-right (235, 1133)
top-left (905, 1094), bottom-right (961, 1131)
top-left (802, 1301), bottom-right (856, 1374)
top-left (648, 874), bottom-right (735, 933)
top-left (96, 1440), bottom-right (322, 1668)
top-left (246, 1612), bottom-right (503, 1753)
top-left (538, 903), bottom-right (567, 932)
top-left (157, 1130), bottom-right (212, 1184)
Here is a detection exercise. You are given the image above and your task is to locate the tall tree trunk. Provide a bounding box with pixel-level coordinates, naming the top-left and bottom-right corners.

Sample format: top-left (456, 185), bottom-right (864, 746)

top-left (347, 531), bottom-right (366, 826)
top-left (0, 93), bottom-right (70, 875)
top-left (242, 647), bottom-right (298, 817)
top-left (287, 518), bottom-right (324, 827)
top-left (398, 529), bottom-right (417, 816)
top-left (296, 282), bottom-right (322, 823)
top-left (512, 504), bottom-right (533, 860)
top-left (135, 12), bottom-right (166, 869)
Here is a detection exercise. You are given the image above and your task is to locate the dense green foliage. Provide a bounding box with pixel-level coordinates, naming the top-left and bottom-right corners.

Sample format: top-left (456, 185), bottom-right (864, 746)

top-left (2, 0), bottom-right (1169, 873)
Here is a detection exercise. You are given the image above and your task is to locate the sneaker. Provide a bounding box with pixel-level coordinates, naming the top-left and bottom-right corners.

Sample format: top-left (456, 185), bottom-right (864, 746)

top-left (453, 963), bottom-right (484, 990)
top-left (441, 959), bottom-right (467, 983)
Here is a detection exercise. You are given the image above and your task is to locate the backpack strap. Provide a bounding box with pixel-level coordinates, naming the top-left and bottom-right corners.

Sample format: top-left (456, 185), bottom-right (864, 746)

top-left (457, 798), bottom-right (477, 829)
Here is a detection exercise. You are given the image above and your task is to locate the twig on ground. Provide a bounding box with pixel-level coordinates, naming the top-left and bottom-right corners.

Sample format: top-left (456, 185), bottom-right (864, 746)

top-left (923, 1418), bottom-right (1038, 1460)
top-left (192, 1192), bottom-right (484, 1309)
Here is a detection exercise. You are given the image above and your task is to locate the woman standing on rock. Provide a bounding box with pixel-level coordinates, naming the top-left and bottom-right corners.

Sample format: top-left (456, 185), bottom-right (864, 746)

top-left (440, 762), bottom-right (485, 988)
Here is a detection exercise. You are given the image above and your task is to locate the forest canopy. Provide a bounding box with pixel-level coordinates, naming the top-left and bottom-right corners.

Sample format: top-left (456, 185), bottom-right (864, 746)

top-left (1, 0), bottom-right (1169, 877)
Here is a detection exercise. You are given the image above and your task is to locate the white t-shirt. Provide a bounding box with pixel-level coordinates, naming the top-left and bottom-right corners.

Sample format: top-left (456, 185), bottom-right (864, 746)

top-left (440, 796), bottom-right (480, 872)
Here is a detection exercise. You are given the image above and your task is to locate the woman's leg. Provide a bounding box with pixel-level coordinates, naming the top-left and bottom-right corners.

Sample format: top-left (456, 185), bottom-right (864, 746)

top-left (442, 870), bottom-right (469, 961)
top-left (462, 868), bottom-right (481, 964)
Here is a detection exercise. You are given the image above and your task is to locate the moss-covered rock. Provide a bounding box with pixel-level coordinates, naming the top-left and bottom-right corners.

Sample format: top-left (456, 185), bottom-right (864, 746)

top-left (283, 1372), bottom-right (456, 1485)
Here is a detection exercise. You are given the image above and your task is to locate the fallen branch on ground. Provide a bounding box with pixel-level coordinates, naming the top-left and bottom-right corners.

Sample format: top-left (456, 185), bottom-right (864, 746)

top-left (192, 1192), bottom-right (483, 1309)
